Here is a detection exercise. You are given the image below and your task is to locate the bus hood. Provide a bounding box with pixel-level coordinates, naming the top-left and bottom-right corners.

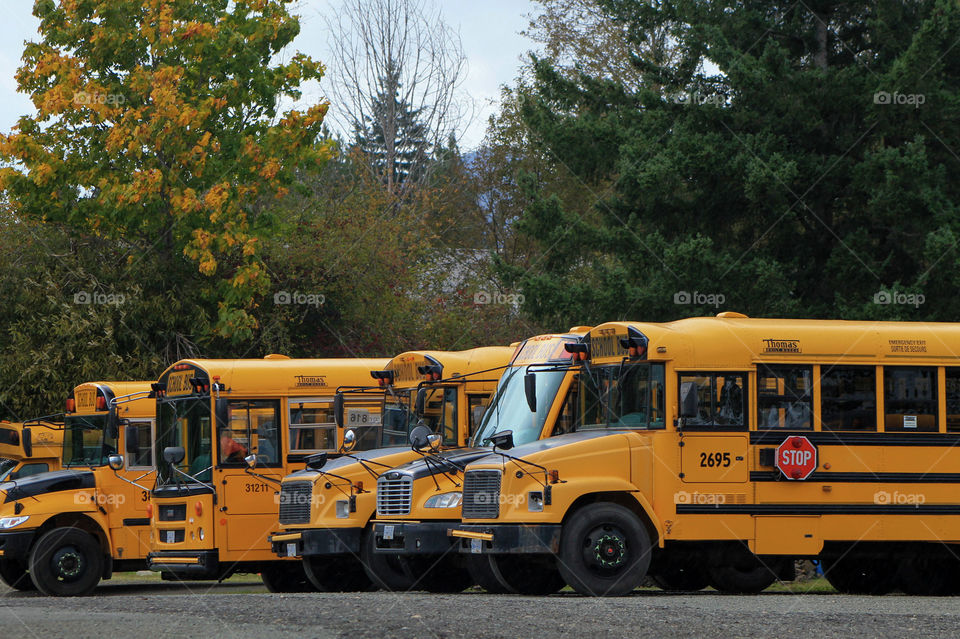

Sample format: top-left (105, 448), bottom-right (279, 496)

top-left (0, 469), bottom-right (96, 503)
top-left (285, 446), bottom-right (412, 479)
top-left (389, 447), bottom-right (494, 480)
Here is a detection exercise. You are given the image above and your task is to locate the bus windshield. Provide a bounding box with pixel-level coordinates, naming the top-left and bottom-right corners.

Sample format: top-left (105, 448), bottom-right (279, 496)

top-left (63, 414), bottom-right (117, 467)
top-left (380, 390), bottom-right (416, 448)
top-left (472, 366), bottom-right (567, 448)
top-left (380, 385), bottom-right (459, 448)
top-left (156, 396), bottom-right (212, 485)
top-left (577, 363), bottom-right (666, 430)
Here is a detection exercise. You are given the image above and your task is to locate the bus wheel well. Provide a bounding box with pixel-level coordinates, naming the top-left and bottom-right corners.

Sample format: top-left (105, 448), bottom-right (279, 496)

top-left (35, 513), bottom-right (110, 556)
top-left (562, 492), bottom-right (659, 546)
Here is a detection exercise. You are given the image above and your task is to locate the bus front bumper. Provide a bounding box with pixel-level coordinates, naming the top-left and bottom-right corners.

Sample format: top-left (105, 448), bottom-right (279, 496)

top-left (148, 550), bottom-right (219, 578)
top-left (0, 530), bottom-right (37, 561)
top-left (450, 524), bottom-right (562, 554)
top-left (372, 521), bottom-right (455, 554)
top-left (269, 528), bottom-right (363, 558)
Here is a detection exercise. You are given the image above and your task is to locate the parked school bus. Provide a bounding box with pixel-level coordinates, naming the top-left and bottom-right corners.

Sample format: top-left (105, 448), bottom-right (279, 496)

top-left (268, 347), bottom-right (513, 591)
top-left (0, 382), bottom-right (155, 595)
top-left (144, 357), bottom-right (388, 591)
top-left (451, 315), bottom-right (960, 595)
top-left (0, 420), bottom-right (63, 482)
top-left (370, 329), bottom-right (592, 593)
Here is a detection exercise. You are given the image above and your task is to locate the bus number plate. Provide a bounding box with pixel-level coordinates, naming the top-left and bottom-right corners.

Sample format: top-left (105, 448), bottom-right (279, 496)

top-left (471, 538), bottom-right (482, 554)
top-left (286, 543), bottom-right (297, 558)
top-left (382, 525), bottom-right (394, 540)
top-left (166, 531), bottom-right (176, 544)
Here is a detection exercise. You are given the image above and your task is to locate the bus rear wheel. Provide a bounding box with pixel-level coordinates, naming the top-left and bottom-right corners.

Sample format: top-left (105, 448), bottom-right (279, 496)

top-left (361, 528), bottom-right (414, 591)
top-left (400, 554), bottom-right (473, 593)
top-left (28, 527), bottom-right (104, 596)
top-left (0, 558), bottom-right (35, 591)
top-left (651, 560), bottom-right (709, 592)
top-left (897, 544), bottom-right (960, 595)
top-left (558, 503), bottom-right (652, 596)
top-left (467, 554), bottom-right (565, 595)
top-left (821, 553), bottom-right (897, 595)
top-left (260, 562), bottom-right (314, 592)
top-left (707, 545), bottom-right (782, 594)
top-left (303, 555), bottom-right (373, 592)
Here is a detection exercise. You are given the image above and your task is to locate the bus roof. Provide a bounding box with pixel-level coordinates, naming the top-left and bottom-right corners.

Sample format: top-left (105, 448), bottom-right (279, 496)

top-left (383, 347), bottom-right (515, 387)
top-left (71, 381), bottom-right (155, 419)
top-left (159, 358), bottom-right (392, 395)
top-left (588, 315), bottom-right (960, 366)
top-left (510, 327), bottom-right (593, 366)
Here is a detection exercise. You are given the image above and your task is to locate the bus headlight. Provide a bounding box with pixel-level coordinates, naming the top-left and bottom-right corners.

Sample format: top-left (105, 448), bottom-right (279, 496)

top-left (336, 500), bottom-right (351, 518)
top-left (528, 491), bottom-right (544, 512)
top-left (0, 516), bottom-right (29, 529)
top-left (424, 492), bottom-right (462, 509)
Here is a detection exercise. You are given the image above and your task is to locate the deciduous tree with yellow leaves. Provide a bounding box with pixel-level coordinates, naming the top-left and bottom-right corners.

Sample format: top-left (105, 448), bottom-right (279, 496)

top-left (0, 0), bottom-right (331, 339)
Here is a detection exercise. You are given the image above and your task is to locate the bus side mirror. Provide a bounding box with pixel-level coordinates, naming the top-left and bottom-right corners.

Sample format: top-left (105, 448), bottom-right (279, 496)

top-left (108, 454), bottom-right (124, 471)
top-left (125, 424), bottom-right (139, 455)
top-left (680, 382), bottom-right (699, 419)
top-left (409, 424), bottom-right (431, 451)
top-left (22, 428), bottom-right (32, 458)
top-left (524, 373), bottom-right (537, 413)
top-left (490, 430), bottom-right (514, 451)
top-left (340, 429), bottom-right (357, 453)
top-left (415, 388), bottom-right (426, 417)
top-left (306, 452), bottom-right (328, 470)
top-left (163, 446), bottom-right (185, 465)
top-left (334, 394), bottom-right (345, 429)
top-left (244, 454), bottom-right (257, 469)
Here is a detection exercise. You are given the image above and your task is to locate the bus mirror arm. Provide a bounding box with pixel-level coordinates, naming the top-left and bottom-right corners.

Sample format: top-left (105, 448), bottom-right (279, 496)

top-left (106, 454), bottom-right (154, 492)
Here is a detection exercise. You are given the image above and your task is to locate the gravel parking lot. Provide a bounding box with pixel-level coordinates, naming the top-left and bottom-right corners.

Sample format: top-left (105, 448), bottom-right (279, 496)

top-left (2, 578), bottom-right (960, 639)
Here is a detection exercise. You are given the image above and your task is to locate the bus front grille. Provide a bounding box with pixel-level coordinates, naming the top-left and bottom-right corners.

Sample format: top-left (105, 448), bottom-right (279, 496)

top-left (462, 470), bottom-right (502, 519)
top-left (377, 473), bottom-right (413, 516)
top-left (278, 481), bottom-right (313, 524)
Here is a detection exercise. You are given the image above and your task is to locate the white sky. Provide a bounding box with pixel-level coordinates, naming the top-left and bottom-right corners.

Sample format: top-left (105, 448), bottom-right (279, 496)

top-left (0, 0), bottom-right (538, 150)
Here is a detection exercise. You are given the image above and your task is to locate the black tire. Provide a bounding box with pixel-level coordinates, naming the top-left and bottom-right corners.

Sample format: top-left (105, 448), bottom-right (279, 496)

top-left (260, 562), bottom-right (314, 592)
top-left (707, 545), bottom-right (781, 594)
top-left (898, 544), bottom-right (960, 595)
top-left (558, 503), bottom-right (652, 596)
top-left (489, 555), bottom-right (565, 595)
top-left (821, 554), bottom-right (897, 595)
top-left (28, 527), bottom-right (104, 596)
top-left (303, 555), bottom-right (374, 592)
top-left (400, 554), bottom-right (473, 593)
top-left (650, 562), bottom-right (710, 592)
top-left (0, 558), bottom-right (36, 591)
top-left (361, 528), bottom-right (415, 591)
top-left (465, 555), bottom-right (512, 593)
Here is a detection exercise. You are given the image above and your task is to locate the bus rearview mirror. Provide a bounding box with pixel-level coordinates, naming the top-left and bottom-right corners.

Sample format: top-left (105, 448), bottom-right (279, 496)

top-left (22, 427), bottom-right (32, 458)
top-left (124, 425), bottom-right (139, 455)
top-left (524, 372), bottom-right (537, 413)
top-left (409, 424), bottom-right (432, 451)
top-left (341, 429), bottom-right (357, 453)
top-left (415, 388), bottom-right (426, 417)
top-left (163, 446), bottom-right (185, 465)
top-left (108, 454), bottom-right (124, 471)
top-left (333, 394), bottom-right (345, 429)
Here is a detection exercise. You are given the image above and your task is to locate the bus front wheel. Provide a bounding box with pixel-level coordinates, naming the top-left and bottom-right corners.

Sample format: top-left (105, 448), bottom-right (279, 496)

top-left (467, 554), bottom-right (565, 595)
top-left (260, 562), bottom-right (314, 592)
top-left (302, 555), bottom-right (373, 592)
top-left (28, 527), bottom-right (104, 596)
top-left (361, 528), bottom-right (414, 591)
top-left (558, 503), bottom-right (652, 596)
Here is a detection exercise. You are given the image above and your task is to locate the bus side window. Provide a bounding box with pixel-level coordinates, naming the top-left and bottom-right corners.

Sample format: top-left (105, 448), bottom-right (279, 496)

top-left (884, 367), bottom-right (937, 432)
top-left (679, 373), bottom-right (746, 429)
top-left (288, 402), bottom-right (336, 452)
top-left (467, 395), bottom-right (489, 439)
top-left (820, 366), bottom-right (876, 431)
top-left (757, 365), bottom-right (813, 429)
top-left (947, 368), bottom-right (960, 432)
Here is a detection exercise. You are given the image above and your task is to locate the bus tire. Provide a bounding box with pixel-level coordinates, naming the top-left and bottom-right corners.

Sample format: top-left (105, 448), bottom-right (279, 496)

top-left (707, 546), bottom-right (781, 594)
top-left (303, 555), bottom-right (373, 592)
top-left (465, 555), bottom-right (512, 593)
top-left (361, 528), bottom-right (414, 591)
top-left (650, 561), bottom-right (710, 592)
top-left (400, 554), bottom-right (473, 593)
top-left (493, 555), bottom-right (565, 595)
top-left (0, 558), bottom-right (35, 591)
top-left (820, 554), bottom-right (896, 595)
top-left (558, 503), bottom-right (652, 596)
top-left (898, 544), bottom-right (960, 595)
top-left (28, 527), bottom-right (104, 596)
top-left (260, 562), bottom-right (314, 592)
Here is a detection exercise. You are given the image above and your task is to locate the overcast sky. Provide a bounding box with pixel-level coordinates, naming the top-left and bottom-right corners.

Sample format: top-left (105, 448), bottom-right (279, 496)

top-left (0, 0), bottom-right (538, 149)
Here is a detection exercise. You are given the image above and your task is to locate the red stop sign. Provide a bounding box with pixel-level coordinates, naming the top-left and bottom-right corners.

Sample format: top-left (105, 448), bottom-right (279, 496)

top-left (775, 436), bottom-right (818, 480)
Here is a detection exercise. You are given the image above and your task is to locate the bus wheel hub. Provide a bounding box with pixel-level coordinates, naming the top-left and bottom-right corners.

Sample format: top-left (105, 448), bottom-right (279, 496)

top-left (54, 548), bottom-right (83, 578)
top-left (593, 533), bottom-right (626, 567)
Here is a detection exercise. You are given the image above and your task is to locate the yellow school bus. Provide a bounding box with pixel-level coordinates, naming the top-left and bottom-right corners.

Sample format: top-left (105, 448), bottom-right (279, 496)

top-left (369, 328), bottom-right (592, 593)
top-left (451, 315), bottom-right (960, 596)
top-left (0, 420), bottom-right (63, 481)
top-left (0, 382), bottom-right (155, 595)
top-left (268, 347), bottom-right (514, 591)
top-left (146, 357), bottom-right (388, 591)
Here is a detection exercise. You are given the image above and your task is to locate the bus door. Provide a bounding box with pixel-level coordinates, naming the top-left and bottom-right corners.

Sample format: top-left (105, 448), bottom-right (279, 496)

top-left (677, 372), bottom-right (750, 506)
top-left (110, 419), bottom-right (155, 559)
top-left (217, 399), bottom-right (284, 553)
